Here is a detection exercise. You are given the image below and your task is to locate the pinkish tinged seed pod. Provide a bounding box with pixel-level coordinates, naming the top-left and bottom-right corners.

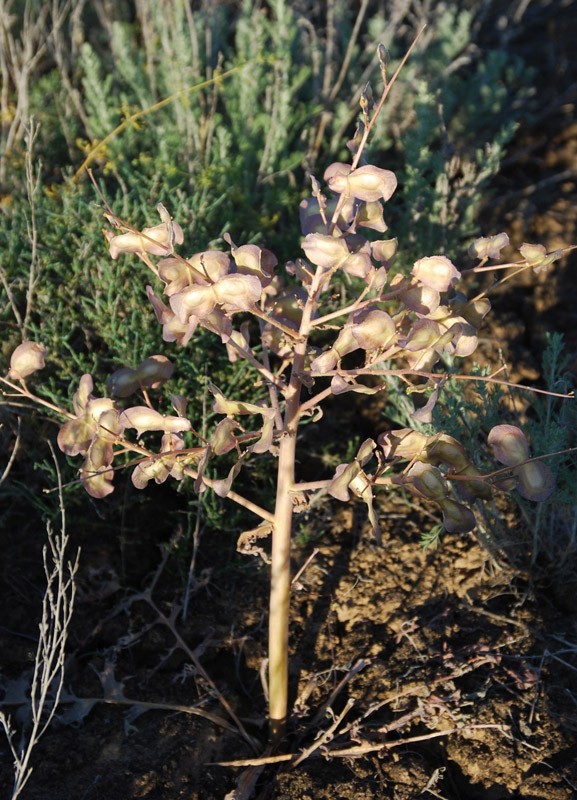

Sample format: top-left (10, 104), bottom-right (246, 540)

top-left (8, 341), bottom-right (47, 380)
top-left (107, 367), bottom-right (140, 398)
top-left (407, 462), bottom-right (447, 501)
top-left (425, 435), bottom-right (469, 471)
top-left (438, 497), bottom-right (476, 533)
top-left (135, 355), bottom-right (174, 388)
top-left (468, 232), bottom-right (509, 261)
top-left (514, 461), bottom-right (555, 502)
top-left (108, 221), bottom-right (184, 259)
top-left (301, 233), bottom-right (350, 268)
top-left (488, 425), bottom-right (530, 466)
top-left (119, 406), bottom-right (191, 437)
top-left (326, 164), bottom-right (397, 203)
top-left (412, 255), bottom-right (460, 292)
top-left (378, 428), bottom-right (429, 460)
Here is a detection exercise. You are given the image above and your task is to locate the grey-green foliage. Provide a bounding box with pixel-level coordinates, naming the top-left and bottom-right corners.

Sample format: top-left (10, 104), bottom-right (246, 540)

top-left (430, 337), bottom-right (577, 568)
top-left (382, 7), bottom-right (528, 268)
top-left (1, 0), bottom-right (538, 504)
top-left (521, 333), bottom-right (577, 566)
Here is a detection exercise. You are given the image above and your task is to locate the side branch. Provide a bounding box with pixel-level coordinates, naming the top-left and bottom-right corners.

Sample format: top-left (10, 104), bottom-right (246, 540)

top-left (303, 369), bottom-right (574, 400)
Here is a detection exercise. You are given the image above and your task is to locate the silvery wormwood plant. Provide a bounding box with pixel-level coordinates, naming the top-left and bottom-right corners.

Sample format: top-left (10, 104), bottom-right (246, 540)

top-left (3, 42), bottom-right (574, 746)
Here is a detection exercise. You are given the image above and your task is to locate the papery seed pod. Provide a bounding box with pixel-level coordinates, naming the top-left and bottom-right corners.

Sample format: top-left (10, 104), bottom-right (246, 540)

top-left (357, 201), bottom-right (388, 233)
top-left (107, 367), bottom-right (140, 398)
top-left (438, 497), bottom-right (476, 533)
top-left (399, 284), bottom-right (440, 315)
top-left (108, 222), bottom-right (184, 259)
top-left (87, 435), bottom-right (114, 471)
top-left (136, 355), bottom-right (174, 388)
top-left (323, 162), bottom-right (352, 182)
top-left (425, 434), bottom-right (469, 471)
top-left (398, 319), bottom-right (442, 352)
top-left (493, 476), bottom-right (519, 492)
top-left (170, 394), bottom-right (188, 418)
top-left (488, 425), bottom-right (530, 466)
top-left (147, 286), bottom-right (199, 346)
top-left (187, 251), bottom-right (231, 284)
top-left (519, 242), bottom-right (562, 274)
top-left (119, 406), bottom-right (191, 437)
top-left (327, 462), bottom-right (360, 501)
top-left (211, 418), bottom-right (238, 456)
top-left (132, 457), bottom-right (170, 490)
top-left (441, 319), bottom-right (478, 357)
top-left (378, 428), bottom-right (429, 460)
top-left (514, 461), bottom-right (555, 502)
top-left (8, 341), bottom-right (47, 380)
top-left (170, 284), bottom-right (217, 323)
top-left (301, 232), bottom-right (350, 268)
top-left (468, 232), bottom-right (510, 261)
top-left (309, 348), bottom-right (340, 374)
top-left (450, 292), bottom-right (491, 329)
top-left (341, 250), bottom-right (374, 279)
top-left (229, 243), bottom-right (277, 284)
top-left (213, 273), bottom-right (264, 311)
top-left (408, 462), bottom-right (447, 500)
top-left (158, 258), bottom-right (194, 295)
top-left (371, 239), bottom-right (398, 265)
top-left (404, 346), bottom-right (440, 373)
top-left (58, 392), bottom-right (118, 456)
top-left (328, 165), bottom-right (397, 203)
top-left (210, 383), bottom-right (275, 419)
top-left (456, 466), bottom-right (494, 503)
top-left (412, 255), bottom-right (460, 292)
top-left (350, 309), bottom-right (396, 351)
top-left (80, 455), bottom-right (115, 498)
top-left (97, 408), bottom-right (125, 443)
top-left (57, 416), bottom-right (98, 456)
top-left (72, 374), bottom-right (94, 416)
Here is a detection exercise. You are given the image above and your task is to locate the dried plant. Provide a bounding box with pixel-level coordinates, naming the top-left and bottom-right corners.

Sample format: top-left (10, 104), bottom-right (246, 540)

top-left (2, 31), bottom-right (574, 748)
top-left (0, 454), bottom-right (79, 799)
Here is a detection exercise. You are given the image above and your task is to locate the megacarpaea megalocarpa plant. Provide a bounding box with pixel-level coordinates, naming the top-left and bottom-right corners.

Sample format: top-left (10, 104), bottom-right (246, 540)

top-left (3, 33), bottom-right (575, 746)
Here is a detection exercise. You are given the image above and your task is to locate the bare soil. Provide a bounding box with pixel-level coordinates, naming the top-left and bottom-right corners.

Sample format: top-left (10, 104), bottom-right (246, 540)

top-left (2, 491), bottom-right (577, 800)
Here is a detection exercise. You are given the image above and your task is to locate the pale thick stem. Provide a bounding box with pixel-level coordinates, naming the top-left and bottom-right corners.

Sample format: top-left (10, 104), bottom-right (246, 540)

top-left (268, 430), bottom-right (296, 742)
top-left (268, 332), bottom-right (311, 743)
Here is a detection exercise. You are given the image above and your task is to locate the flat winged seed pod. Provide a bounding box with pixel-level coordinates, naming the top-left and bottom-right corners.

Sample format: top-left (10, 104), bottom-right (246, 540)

top-left (8, 341), bottom-right (47, 379)
top-left (514, 460), bottom-right (555, 502)
top-left (135, 355), bottom-right (174, 388)
top-left (186, 251), bottom-right (231, 284)
top-left (378, 428), bottom-right (429, 459)
top-left (326, 164), bottom-right (397, 203)
top-left (519, 242), bottom-right (563, 273)
top-left (350, 309), bottom-right (396, 350)
top-left (412, 256), bottom-right (461, 292)
top-left (213, 273), bottom-right (263, 311)
top-left (119, 407), bottom-right (191, 437)
top-left (80, 456), bottom-right (114, 499)
top-left (108, 221), bottom-right (184, 259)
top-left (488, 424), bottom-right (555, 501)
top-left (438, 497), bottom-right (476, 533)
top-left (301, 233), bottom-right (350, 268)
top-left (468, 232), bottom-right (510, 260)
top-left (170, 284), bottom-right (218, 322)
top-left (146, 286), bottom-right (198, 345)
top-left (371, 238), bottom-right (398, 265)
top-left (107, 367), bottom-right (141, 398)
top-left (408, 462), bottom-right (447, 500)
top-left (488, 425), bottom-right (530, 466)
